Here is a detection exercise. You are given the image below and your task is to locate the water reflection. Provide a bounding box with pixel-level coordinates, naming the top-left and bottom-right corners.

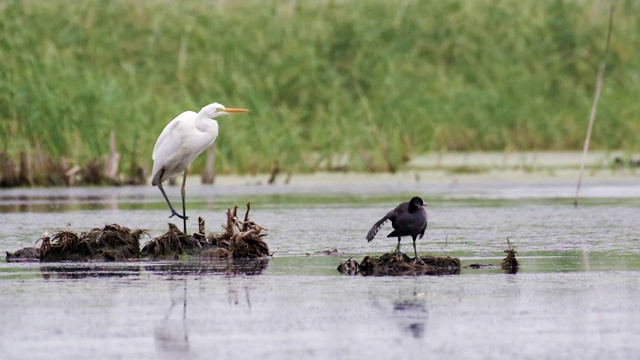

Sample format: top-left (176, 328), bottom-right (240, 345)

top-left (0, 191), bottom-right (148, 213)
top-left (155, 280), bottom-right (190, 359)
top-left (392, 295), bottom-right (428, 339)
top-left (37, 258), bottom-right (269, 279)
top-left (40, 265), bottom-right (141, 279)
top-left (226, 278), bottom-right (253, 310)
top-left (144, 259), bottom-right (269, 276)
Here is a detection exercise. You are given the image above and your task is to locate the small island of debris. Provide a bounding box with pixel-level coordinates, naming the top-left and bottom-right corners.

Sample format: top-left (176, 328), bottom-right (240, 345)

top-left (338, 239), bottom-right (520, 276)
top-left (338, 253), bottom-right (461, 276)
top-left (5, 203), bottom-right (270, 263)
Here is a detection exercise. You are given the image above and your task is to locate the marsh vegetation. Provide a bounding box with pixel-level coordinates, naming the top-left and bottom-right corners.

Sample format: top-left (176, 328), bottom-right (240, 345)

top-left (1, 0), bottom-right (638, 184)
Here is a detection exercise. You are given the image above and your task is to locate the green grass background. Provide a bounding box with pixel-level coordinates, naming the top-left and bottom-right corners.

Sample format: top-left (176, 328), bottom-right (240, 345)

top-left (1, 0), bottom-right (638, 175)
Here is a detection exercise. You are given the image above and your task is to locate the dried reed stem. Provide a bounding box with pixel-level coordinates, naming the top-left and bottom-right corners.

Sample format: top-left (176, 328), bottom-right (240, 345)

top-left (574, 4), bottom-right (615, 208)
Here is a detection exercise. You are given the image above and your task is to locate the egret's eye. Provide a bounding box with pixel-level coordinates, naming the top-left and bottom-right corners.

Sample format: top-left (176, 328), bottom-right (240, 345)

top-left (216, 108), bottom-right (224, 112)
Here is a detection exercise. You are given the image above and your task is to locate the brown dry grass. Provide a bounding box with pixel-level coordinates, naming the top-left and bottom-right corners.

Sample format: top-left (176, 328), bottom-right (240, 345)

top-left (142, 203), bottom-right (270, 260)
top-left (39, 224), bottom-right (146, 262)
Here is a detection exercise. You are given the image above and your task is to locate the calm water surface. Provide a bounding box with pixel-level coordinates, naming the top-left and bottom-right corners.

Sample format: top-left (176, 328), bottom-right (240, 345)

top-left (0, 178), bottom-right (639, 359)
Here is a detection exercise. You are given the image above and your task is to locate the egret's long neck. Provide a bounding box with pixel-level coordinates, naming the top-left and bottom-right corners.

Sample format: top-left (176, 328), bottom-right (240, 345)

top-left (195, 114), bottom-right (215, 133)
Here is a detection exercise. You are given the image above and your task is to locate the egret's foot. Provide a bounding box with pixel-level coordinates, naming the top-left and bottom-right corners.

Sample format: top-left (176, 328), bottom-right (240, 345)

top-left (169, 211), bottom-right (188, 220)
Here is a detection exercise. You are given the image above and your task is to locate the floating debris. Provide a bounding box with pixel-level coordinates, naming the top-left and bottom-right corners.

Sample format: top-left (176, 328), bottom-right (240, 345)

top-left (6, 203), bottom-right (269, 264)
top-left (465, 263), bottom-right (499, 270)
top-left (5, 247), bottom-right (40, 262)
top-left (141, 223), bottom-right (205, 259)
top-left (209, 203), bottom-right (270, 259)
top-left (338, 252), bottom-right (461, 276)
top-left (337, 258), bottom-right (359, 275)
top-left (39, 224), bottom-right (145, 262)
top-left (501, 238), bottom-right (519, 274)
top-left (142, 203), bottom-right (270, 260)
top-left (464, 239), bottom-right (520, 274)
top-left (306, 248), bottom-right (340, 256)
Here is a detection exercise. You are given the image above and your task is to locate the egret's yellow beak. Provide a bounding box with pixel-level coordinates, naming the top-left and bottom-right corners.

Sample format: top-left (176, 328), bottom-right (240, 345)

top-left (223, 108), bottom-right (249, 113)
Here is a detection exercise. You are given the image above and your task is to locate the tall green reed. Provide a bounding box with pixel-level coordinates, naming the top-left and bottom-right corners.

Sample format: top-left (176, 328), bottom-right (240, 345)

top-left (0, 0), bottom-right (637, 177)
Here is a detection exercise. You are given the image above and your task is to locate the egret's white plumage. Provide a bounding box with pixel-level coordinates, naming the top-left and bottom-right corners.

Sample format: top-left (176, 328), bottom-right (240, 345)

top-left (151, 102), bottom-right (249, 233)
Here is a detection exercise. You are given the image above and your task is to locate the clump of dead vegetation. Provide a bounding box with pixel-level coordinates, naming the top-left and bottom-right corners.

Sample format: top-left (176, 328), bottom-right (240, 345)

top-left (141, 223), bottom-right (206, 259)
top-left (5, 247), bottom-right (40, 262)
top-left (211, 203), bottom-right (270, 259)
top-left (338, 252), bottom-right (461, 276)
top-left (464, 238), bottom-right (520, 273)
top-left (39, 224), bottom-right (146, 262)
top-left (501, 238), bottom-right (519, 274)
top-left (6, 203), bottom-right (270, 263)
top-left (142, 203), bottom-right (270, 260)
top-left (340, 237), bottom-right (521, 276)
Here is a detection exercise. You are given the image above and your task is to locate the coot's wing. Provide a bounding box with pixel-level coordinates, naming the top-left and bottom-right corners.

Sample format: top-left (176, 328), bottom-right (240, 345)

top-left (367, 201), bottom-right (410, 242)
top-left (366, 215), bottom-right (388, 242)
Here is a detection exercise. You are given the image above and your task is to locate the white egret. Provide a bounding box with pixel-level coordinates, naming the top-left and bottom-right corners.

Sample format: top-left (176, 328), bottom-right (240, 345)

top-left (151, 103), bottom-right (249, 233)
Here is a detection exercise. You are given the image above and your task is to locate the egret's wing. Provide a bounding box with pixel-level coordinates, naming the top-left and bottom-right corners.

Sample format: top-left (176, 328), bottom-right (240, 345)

top-left (151, 111), bottom-right (197, 185)
top-left (152, 111), bottom-right (195, 161)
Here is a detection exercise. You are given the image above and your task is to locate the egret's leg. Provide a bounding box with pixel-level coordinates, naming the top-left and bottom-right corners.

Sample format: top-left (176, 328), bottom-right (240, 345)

top-left (158, 183), bottom-right (187, 220)
top-left (180, 170), bottom-right (188, 234)
top-left (412, 238), bottom-right (418, 259)
top-left (395, 237), bottom-right (402, 254)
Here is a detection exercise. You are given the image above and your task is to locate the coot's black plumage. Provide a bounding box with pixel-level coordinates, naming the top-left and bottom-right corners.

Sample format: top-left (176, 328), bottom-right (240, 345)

top-left (366, 197), bottom-right (428, 258)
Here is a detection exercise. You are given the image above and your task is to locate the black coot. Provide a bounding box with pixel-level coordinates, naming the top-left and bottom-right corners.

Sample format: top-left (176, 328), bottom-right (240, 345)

top-left (366, 197), bottom-right (428, 258)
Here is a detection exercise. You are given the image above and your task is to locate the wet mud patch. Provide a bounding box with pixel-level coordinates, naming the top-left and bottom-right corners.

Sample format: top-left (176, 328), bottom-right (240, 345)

top-left (338, 253), bottom-right (461, 276)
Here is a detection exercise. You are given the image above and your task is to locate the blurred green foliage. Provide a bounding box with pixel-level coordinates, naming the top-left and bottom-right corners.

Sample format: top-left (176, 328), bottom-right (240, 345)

top-left (0, 0), bottom-right (637, 174)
